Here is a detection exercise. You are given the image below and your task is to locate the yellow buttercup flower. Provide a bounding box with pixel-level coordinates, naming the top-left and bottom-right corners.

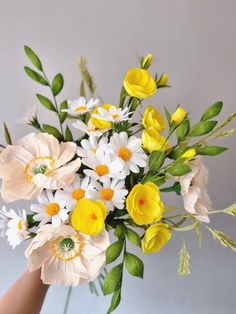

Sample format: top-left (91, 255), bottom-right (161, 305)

top-left (142, 53), bottom-right (153, 69)
top-left (126, 182), bottom-right (164, 225)
top-left (171, 107), bottom-right (187, 125)
top-left (71, 199), bottom-right (107, 236)
top-left (157, 73), bottom-right (168, 86)
top-left (142, 127), bottom-right (170, 153)
top-left (142, 223), bottom-right (171, 254)
top-left (142, 105), bottom-right (166, 132)
top-left (181, 148), bottom-right (196, 161)
top-left (90, 104), bottom-right (112, 129)
top-left (123, 68), bottom-right (157, 99)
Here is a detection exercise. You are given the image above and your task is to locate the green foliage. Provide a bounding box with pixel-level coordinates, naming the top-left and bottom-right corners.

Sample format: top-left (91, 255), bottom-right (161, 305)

top-left (189, 120), bottom-right (217, 137)
top-left (124, 252), bottom-right (144, 278)
top-left (107, 289), bottom-right (121, 314)
top-left (178, 244), bottom-right (190, 276)
top-left (36, 94), bottom-right (57, 112)
top-left (207, 227), bottom-right (236, 251)
top-left (167, 164), bottom-right (192, 176)
top-left (24, 66), bottom-right (49, 86)
top-left (126, 228), bottom-right (141, 247)
top-left (160, 182), bottom-right (181, 195)
top-left (106, 240), bottom-right (124, 265)
top-left (222, 203), bottom-right (236, 216)
top-left (214, 128), bottom-right (236, 139)
top-left (176, 119), bottom-right (190, 142)
top-left (52, 73), bottom-right (64, 96)
top-left (149, 150), bottom-right (165, 171)
top-left (114, 224), bottom-right (126, 239)
top-left (201, 101), bottom-right (223, 121)
top-left (164, 106), bottom-right (171, 126)
top-left (43, 124), bottom-right (63, 141)
top-left (3, 123), bottom-right (12, 145)
top-left (24, 46), bottom-right (43, 71)
top-left (78, 57), bottom-right (96, 96)
top-left (168, 146), bottom-right (189, 160)
top-left (103, 264), bottom-right (123, 295)
top-left (59, 101), bottom-right (68, 124)
top-left (197, 146), bottom-right (228, 156)
top-left (65, 126), bottom-right (73, 141)
top-left (142, 171), bottom-right (168, 186)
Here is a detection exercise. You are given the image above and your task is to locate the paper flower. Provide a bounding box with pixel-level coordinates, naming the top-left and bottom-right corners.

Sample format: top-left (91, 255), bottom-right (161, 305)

top-left (142, 105), bottom-right (166, 132)
top-left (142, 223), bottom-right (171, 254)
top-left (63, 97), bottom-right (100, 116)
top-left (92, 105), bottom-right (131, 124)
top-left (142, 127), bottom-right (170, 153)
top-left (25, 224), bottom-right (110, 286)
top-left (72, 119), bottom-right (107, 137)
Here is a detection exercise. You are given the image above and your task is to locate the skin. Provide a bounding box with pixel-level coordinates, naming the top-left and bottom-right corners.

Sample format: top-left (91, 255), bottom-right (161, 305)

top-left (0, 269), bottom-right (49, 314)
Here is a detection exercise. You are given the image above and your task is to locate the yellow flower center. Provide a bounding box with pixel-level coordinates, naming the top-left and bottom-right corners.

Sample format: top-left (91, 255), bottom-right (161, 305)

top-left (118, 147), bottom-right (132, 161)
top-left (95, 164), bottom-right (109, 176)
top-left (112, 114), bottom-right (119, 120)
top-left (46, 203), bottom-right (60, 216)
top-left (72, 189), bottom-right (85, 201)
top-left (17, 219), bottom-right (23, 230)
top-left (139, 199), bottom-right (145, 206)
top-left (24, 156), bottom-right (54, 182)
top-left (100, 188), bottom-right (114, 201)
top-left (92, 148), bottom-right (97, 154)
top-left (75, 106), bottom-right (87, 111)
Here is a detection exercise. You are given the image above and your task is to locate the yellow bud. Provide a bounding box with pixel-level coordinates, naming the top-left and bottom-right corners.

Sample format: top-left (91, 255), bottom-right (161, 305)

top-left (142, 105), bottom-right (166, 132)
top-left (157, 73), bottom-right (168, 87)
top-left (71, 199), bottom-right (107, 236)
top-left (171, 107), bottom-right (187, 125)
top-left (141, 53), bottom-right (153, 69)
top-left (142, 127), bottom-right (170, 153)
top-left (181, 148), bottom-right (196, 161)
top-left (142, 223), bottom-right (171, 254)
top-left (126, 182), bottom-right (164, 225)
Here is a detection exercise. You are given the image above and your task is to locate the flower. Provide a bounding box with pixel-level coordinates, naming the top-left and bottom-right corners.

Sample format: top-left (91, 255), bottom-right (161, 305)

top-left (142, 105), bottom-right (166, 132)
top-left (90, 104), bottom-right (113, 129)
top-left (82, 148), bottom-right (125, 182)
top-left (126, 182), bottom-right (164, 225)
top-left (77, 136), bottom-right (107, 158)
top-left (142, 127), bottom-right (170, 153)
top-left (63, 97), bottom-right (100, 116)
top-left (0, 133), bottom-right (81, 202)
top-left (123, 68), bottom-right (157, 99)
top-left (108, 132), bottom-right (147, 175)
top-left (87, 178), bottom-right (128, 211)
top-left (25, 224), bottom-right (110, 286)
top-left (178, 156), bottom-right (213, 223)
top-left (142, 223), bottom-right (171, 254)
top-left (72, 119), bottom-right (107, 137)
top-left (171, 107), bottom-right (187, 125)
top-left (20, 105), bottom-right (38, 125)
top-left (6, 209), bottom-right (30, 248)
top-left (141, 53), bottom-right (153, 69)
top-left (57, 175), bottom-right (96, 209)
top-left (92, 105), bottom-right (131, 124)
top-left (181, 148), bottom-right (196, 161)
top-left (71, 199), bottom-right (107, 236)
top-left (157, 73), bottom-right (168, 87)
top-left (0, 206), bottom-right (10, 237)
top-left (31, 190), bottom-right (71, 227)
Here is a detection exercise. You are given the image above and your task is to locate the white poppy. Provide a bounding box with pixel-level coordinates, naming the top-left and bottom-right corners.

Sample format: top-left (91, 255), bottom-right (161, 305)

top-left (63, 97), bottom-right (100, 116)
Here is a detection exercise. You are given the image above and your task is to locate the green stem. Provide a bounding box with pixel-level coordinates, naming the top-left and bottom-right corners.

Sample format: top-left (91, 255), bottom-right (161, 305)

top-left (63, 286), bottom-right (73, 314)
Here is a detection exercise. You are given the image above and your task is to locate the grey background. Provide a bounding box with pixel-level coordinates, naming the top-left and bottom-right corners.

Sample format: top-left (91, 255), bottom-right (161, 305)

top-left (0, 0), bottom-right (236, 313)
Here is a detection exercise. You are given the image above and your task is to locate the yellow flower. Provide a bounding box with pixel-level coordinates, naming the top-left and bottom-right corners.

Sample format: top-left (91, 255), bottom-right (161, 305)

top-left (142, 53), bottom-right (153, 69)
top-left (142, 127), bottom-right (170, 153)
top-left (142, 223), bottom-right (171, 254)
top-left (126, 182), bottom-right (164, 225)
top-left (157, 73), bottom-right (168, 87)
top-left (123, 68), bottom-right (157, 99)
top-left (90, 104), bottom-right (112, 129)
top-left (71, 199), bottom-right (107, 236)
top-left (171, 107), bottom-right (187, 125)
top-left (142, 105), bottom-right (166, 132)
top-left (181, 148), bottom-right (196, 161)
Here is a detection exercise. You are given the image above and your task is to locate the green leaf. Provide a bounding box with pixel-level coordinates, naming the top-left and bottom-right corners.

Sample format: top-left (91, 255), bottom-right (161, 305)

top-left (43, 124), bottom-right (63, 141)
top-left (107, 289), bottom-right (121, 314)
top-left (126, 228), bottom-right (141, 247)
top-left (103, 264), bottom-right (123, 295)
top-left (189, 121), bottom-right (217, 137)
top-left (3, 123), bottom-right (12, 145)
top-left (167, 164), bottom-right (192, 176)
top-left (24, 67), bottom-right (48, 86)
top-left (160, 182), bottom-right (181, 195)
top-left (36, 94), bottom-right (57, 112)
top-left (106, 240), bottom-right (124, 265)
top-left (149, 150), bottom-right (165, 171)
top-left (24, 46), bottom-right (43, 71)
top-left (178, 244), bottom-right (190, 276)
top-left (59, 101), bottom-right (68, 124)
top-left (124, 252), bottom-right (144, 278)
top-left (168, 146), bottom-right (189, 160)
top-left (164, 106), bottom-right (171, 127)
top-left (114, 224), bottom-right (126, 239)
top-left (52, 73), bottom-right (64, 96)
top-left (65, 126), bottom-right (73, 141)
top-left (142, 171), bottom-right (168, 186)
top-left (201, 101), bottom-right (223, 121)
top-left (176, 119), bottom-right (190, 142)
top-left (172, 221), bottom-right (198, 231)
top-left (197, 146), bottom-right (228, 156)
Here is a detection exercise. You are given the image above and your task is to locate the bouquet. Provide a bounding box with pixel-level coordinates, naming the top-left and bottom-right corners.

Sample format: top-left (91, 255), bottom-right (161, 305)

top-left (0, 47), bottom-right (236, 313)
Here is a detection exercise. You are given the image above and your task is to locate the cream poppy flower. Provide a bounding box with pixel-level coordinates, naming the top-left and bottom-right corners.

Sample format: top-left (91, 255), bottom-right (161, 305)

top-left (6, 209), bottom-right (30, 248)
top-left (92, 105), bottom-right (132, 124)
top-left (25, 224), bottom-right (110, 286)
top-left (72, 119), bottom-right (108, 137)
top-left (31, 190), bottom-right (71, 227)
top-left (0, 133), bottom-right (81, 202)
top-left (63, 97), bottom-right (100, 117)
top-left (178, 156), bottom-right (213, 223)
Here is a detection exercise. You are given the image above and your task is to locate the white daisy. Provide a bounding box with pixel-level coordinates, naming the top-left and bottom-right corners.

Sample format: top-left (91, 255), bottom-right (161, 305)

top-left (88, 178), bottom-right (128, 211)
top-left (6, 209), bottom-right (30, 249)
top-left (0, 206), bottom-right (10, 237)
top-left (108, 132), bottom-right (147, 175)
top-left (92, 105), bottom-right (132, 124)
top-left (63, 97), bottom-right (100, 117)
top-left (72, 119), bottom-right (108, 137)
top-left (77, 136), bottom-right (108, 158)
top-left (82, 148), bottom-right (125, 182)
top-left (31, 190), bottom-right (71, 227)
top-left (58, 175), bottom-right (97, 209)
